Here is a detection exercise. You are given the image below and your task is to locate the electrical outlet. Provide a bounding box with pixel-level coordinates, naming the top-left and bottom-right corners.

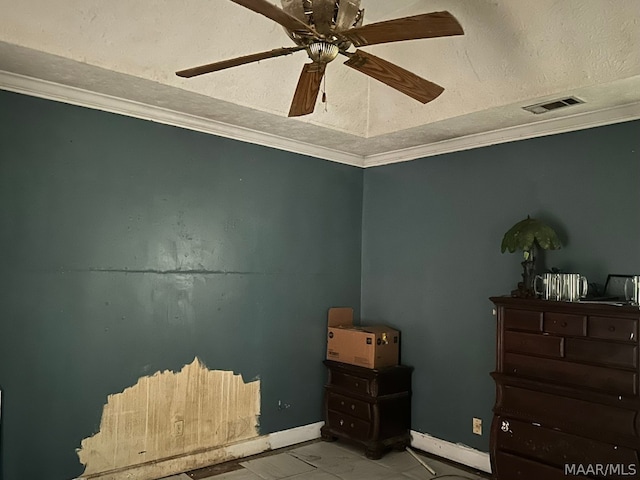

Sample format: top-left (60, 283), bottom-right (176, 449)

top-left (472, 417), bottom-right (482, 435)
top-left (173, 420), bottom-right (184, 436)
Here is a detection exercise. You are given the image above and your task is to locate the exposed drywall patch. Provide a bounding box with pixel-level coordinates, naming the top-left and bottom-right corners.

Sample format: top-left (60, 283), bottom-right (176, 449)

top-left (77, 358), bottom-right (260, 479)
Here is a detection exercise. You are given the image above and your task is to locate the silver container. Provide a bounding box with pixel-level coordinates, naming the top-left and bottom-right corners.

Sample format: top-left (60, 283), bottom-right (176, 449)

top-left (534, 273), bottom-right (561, 300)
top-left (625, 276), bottom-right (640, 305)
top-left (558, 273), bottom-right (588, 302)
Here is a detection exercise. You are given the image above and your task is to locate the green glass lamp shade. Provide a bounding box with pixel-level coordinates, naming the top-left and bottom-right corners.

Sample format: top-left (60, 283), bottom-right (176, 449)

top-left (501, 216), bottom-right (562, 258)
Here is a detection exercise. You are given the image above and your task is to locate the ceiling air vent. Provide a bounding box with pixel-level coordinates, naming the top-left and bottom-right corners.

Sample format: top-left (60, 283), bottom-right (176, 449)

top-left (523, 96), bottom-right (584, 114)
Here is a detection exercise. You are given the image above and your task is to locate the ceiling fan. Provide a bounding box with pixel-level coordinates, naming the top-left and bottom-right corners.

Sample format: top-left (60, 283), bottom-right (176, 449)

top-left (176, 0), bottom-right (464, 117)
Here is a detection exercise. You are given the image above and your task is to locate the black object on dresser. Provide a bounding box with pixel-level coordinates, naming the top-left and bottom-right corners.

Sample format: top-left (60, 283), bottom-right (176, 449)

top-left (490, 297), bottom-right (640, 480)
top-left (321, 359), bottom-right (413, 459)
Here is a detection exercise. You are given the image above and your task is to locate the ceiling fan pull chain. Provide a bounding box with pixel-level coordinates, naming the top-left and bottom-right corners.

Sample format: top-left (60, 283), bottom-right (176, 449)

top-left (322, 71), bottom-right (328, 111)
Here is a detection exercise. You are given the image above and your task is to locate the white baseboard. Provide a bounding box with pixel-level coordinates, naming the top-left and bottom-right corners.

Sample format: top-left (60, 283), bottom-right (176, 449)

top-left (410, 430), bottom-right (492, 474)
top-left (267, 421), bottom-right (324, 450)
top-left (74, 421), bottom-right (324, 480)
top-left (73, 422), bottom-right (491, 479)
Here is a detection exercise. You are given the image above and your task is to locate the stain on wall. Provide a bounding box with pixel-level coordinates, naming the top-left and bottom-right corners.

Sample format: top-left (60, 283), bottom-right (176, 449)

top-left (77, 358), bottom-right (259, 478)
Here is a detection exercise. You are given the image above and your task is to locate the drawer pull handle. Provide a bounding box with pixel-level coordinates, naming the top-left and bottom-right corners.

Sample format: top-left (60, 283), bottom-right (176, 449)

top-left (350, 423), bottom-right (355, 428)
top-left (340, 401), bottom-right (345, 406)
top-left (561, 321), bottom-right (568, 327)
top-left (501, 420), bottom-right (510, 432)
top-left (351, 404), bottom-right (355, 410)
top-left (339, 419), bottom-right (344, 426)
top-left (609, 326), bottom-right (616, 332)
top-left (355, 382), bottom-right (359, 387)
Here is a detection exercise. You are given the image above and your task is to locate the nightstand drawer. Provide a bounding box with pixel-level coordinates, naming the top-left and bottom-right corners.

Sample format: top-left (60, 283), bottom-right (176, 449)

top-left (327, 410), bottom-right (371, 441)
top-left (327, 392), bottom-right (371, 421)
top-left (329, 371), bottom-right (370, 395)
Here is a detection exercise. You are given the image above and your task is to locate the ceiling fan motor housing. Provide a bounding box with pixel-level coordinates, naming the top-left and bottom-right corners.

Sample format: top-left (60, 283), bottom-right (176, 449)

top-left (280, 0), bottom-right (364, 50)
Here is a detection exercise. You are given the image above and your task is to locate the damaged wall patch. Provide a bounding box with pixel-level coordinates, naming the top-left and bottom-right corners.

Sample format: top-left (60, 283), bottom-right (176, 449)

top-left (77, 358), bottom-right (260, 478)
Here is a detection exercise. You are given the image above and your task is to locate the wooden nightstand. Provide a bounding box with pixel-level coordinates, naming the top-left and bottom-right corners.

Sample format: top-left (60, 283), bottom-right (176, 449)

top-left (320, 359), bottom-right (413, 459)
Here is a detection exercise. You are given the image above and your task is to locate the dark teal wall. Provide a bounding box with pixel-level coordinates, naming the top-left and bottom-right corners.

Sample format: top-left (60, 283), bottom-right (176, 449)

top-left (2, 87), bottom-right (638, 479)
top-left (361, 120), bottom-right (640, 452)
top-left (0, 90), bottom-right (363, 480)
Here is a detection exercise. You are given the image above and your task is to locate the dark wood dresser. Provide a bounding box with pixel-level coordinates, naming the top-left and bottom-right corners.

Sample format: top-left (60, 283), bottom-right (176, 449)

top-left (490, 296), bottom-right (640, 479)
top-left (320, 360), bottom-right (412, 459)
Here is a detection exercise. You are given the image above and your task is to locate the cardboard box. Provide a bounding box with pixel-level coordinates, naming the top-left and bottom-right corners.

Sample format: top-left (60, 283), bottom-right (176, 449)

top-left (326, 307), bottom-right (399, 369)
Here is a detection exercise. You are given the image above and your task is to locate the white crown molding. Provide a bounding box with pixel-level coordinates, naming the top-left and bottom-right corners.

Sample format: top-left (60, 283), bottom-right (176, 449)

top-left (364, 101), bottom-right (640, 167)
top-left (2, 70), bottom-right (639, 169)
top-left (0, 71), bottom-right (364, 168)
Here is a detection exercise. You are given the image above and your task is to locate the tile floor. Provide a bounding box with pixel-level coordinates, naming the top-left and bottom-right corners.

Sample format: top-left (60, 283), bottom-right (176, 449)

top-left (162, 440), bottom-right (490, 480)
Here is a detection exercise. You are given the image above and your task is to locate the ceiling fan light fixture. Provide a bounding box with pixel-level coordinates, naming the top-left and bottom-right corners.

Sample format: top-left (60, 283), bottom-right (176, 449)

top-left (307, 41), bottom-right (339, 63)
top-left (177, 1), bottom-right (464, 117)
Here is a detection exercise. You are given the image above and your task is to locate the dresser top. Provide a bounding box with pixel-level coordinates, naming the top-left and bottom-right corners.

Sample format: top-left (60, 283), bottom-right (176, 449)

top-left (490, 296), bottom-right (640, 317)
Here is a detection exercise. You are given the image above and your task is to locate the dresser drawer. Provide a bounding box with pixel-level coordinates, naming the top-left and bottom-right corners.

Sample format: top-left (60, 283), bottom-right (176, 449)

top-left (327, 410), bottom-right (371, 441)
top-left (565, 337), bottom-right (638, 369)
top-left (544, 313), bottom-right (586, 337)
top-left (589, 316), bottom-right (638, 342)
top-left (495, 416), bottom-right (639, 467)
top-left (494, 451), bottom-right (590, 480)
top-left (504, 309), bottom-right (542, 332)
top-left (329, 371), bottom-right (370, 395)
top-left (504, 331), bottom-right (564, 357)
top-left (498, 385), bottom-right (638, 437)
top-left (504, 352), bottom-right (637, 395)
top-left (327, 392), bottom-right (371, 421)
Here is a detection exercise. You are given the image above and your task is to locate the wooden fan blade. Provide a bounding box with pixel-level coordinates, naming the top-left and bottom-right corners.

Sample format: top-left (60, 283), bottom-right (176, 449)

top-left (230, 0), bottom-right (317, 36)
top-left (344, 50), bottom-right (444, 104)
top-left (176, 46), bottom-right (306, 78)
top-left (288, 62), bottom-right (326, 117)
top-left (340, 11), bottom-right (463, 47)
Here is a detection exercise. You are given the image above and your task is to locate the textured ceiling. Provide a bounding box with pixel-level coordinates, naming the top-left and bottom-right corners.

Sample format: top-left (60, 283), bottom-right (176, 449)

top-left (1, 0), bottom-right (639, 164)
